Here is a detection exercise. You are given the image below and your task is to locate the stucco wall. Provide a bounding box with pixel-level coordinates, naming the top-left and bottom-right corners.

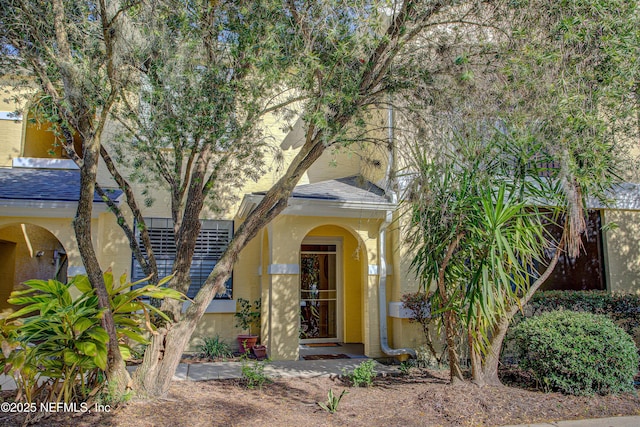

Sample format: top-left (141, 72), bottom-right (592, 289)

top-left (0, 86), bottom-right (23, 167)
top-left (0, 119), bottom-right (22, 167)
top-left (0, 223), bottom-right (66, 309)
top-left (0, 213), bottom-right (130, 294)
top-left (602, 209), bottom-right (640, 294)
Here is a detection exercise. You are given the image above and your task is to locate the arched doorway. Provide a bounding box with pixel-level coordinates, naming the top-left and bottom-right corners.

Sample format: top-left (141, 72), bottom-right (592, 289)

top-left (0, 223), bottom-right (68, 310)
top-left (299, 225), bottom-right (364, 346)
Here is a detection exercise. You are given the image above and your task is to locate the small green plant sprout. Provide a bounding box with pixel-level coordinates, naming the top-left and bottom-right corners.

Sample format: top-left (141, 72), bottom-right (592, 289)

top-left (399, 360), bottom-right (414, 376)
top-left (317, 389), bottom-right (348, 414)
top-left (197, 335), bottom-right (233, 359)
top-left (343, 359), bottom-right (376, 387)
top-left (240, 358), bottom-right (271, 389)
top-left (234, 298), bottom-right (261, 335)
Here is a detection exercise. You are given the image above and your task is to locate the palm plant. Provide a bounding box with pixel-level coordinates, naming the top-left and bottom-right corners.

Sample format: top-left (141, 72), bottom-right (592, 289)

top-left (1, 271), bottom-right (182, 404)
top-left (405, 124), bottom-right (564, 384)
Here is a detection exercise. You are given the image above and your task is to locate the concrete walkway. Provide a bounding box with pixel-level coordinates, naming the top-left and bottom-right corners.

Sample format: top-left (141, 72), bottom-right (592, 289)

top-left (172, 358), bottom-right (397, 381)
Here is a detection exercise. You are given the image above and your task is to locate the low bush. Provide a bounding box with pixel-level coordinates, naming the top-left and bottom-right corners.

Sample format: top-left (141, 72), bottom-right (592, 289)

top-left (240, 359), bottom-right (271, 389)
top-left (343, 359), bottom-right (376, 387)
top-left (0, 272), bottom-right (182, 405)
top-left (523, 291), bottom-right (640, 347)
top-left (512, 310), bottom-right (638, 396)
top-left (197, 335), bottom-right (233, 359)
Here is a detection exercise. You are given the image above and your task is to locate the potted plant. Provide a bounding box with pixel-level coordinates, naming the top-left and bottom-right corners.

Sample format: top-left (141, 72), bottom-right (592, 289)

top-left (251, 344), bottom-right (267, 359)
top-left (234, 298), bottom-right (261, 353)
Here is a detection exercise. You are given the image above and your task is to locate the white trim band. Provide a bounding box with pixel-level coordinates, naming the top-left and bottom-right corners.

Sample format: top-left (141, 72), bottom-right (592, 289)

top-left (0, 112), bottom-right (22, 121)
top-left (12, 158), bottom-right (79, 169)
top-left (267, 264), bottom-right (300, 274)
top-left (368, 264), bottom-right (393, 275)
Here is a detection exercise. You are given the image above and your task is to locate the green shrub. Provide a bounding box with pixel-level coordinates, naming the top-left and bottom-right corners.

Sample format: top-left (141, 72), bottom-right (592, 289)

top-left (513, 310), bottom-right (638, 396)
top-left (240, 359), bottom-right (271, 389)
top-left (197, 335), bottom-right (233, 359)
top-left (0, 272), bottom-right (183, 404)
top-left (343, 359), bottom-right (376, 387)
top-left (502, 291), bottom-right (640, 364)
top-left (524, 291), bottom-right (640, 347)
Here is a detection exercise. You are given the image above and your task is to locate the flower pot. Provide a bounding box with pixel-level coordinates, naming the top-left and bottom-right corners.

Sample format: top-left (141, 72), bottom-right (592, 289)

top-left (252, 345), bottom-right (267, 359)
top-left (237, 334), bottom-right (258, 354)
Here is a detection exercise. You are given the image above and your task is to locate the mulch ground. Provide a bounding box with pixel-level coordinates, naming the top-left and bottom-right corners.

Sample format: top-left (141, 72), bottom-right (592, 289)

top-left (1, 367), bottom-right (639, 426)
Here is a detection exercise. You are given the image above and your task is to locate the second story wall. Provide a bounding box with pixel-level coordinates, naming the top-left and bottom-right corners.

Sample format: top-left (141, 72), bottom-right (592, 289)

top-left (0, 89), bottom-right (23, 167)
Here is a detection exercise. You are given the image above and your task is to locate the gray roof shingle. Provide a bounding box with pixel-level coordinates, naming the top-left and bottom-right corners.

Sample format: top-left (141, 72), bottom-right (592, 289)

top-left (257, 175), bottom-right (390, 204)
top-left (0, 168), bottom-right (121, 203)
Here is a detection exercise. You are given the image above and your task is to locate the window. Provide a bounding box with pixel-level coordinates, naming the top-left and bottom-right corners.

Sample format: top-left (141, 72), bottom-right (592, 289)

top-left (131, 218), bottom-right (233, 299)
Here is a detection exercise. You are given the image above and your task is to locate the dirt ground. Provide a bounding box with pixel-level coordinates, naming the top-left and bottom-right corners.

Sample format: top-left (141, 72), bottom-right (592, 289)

top-left (2, 367), bottom-right (640, 427)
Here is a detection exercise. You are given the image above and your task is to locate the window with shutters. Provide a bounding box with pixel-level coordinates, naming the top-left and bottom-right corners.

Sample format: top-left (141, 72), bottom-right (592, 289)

top-left (131, 218), bottom-right (233, 299)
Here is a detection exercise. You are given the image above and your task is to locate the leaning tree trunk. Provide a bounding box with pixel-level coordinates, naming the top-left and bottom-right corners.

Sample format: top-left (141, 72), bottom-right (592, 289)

top-left (479, 237), bottom-right (564, 386)
top-left (133, 134), bottom-right (327, 397)
top-left (469, 320), bottom-right (486, 387)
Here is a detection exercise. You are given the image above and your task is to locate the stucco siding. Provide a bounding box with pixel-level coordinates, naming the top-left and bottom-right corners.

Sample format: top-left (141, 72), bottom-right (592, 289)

top-left (602, 209), bottom-right (640, 294)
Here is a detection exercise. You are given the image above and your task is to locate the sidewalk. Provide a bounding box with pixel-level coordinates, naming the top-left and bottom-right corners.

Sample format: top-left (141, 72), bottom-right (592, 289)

top-left (500, 416), bottom-right (640, 427)
top-left (171, 358), bottom-right (397, 381)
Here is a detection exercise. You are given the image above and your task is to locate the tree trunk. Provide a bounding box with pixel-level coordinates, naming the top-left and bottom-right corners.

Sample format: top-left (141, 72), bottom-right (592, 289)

top-left (479, 316), bottom-right (510, 386)
top-left (479, 236), bottom-right (564, 386)
top-left (469, 324), bottom-right (486, 386)
top-left (438, 233), bottom-right (465, 384)
top-left (443, 311), bottom-right (464, 384)
top-left (73, 132), bottom-right (131, 395)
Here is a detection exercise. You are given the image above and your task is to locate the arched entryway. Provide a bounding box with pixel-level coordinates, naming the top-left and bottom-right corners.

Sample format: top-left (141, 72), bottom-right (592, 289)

top-left (0, 223), bottom-right (68, 310)
top-left (299, 225), bottom-right (364, 353)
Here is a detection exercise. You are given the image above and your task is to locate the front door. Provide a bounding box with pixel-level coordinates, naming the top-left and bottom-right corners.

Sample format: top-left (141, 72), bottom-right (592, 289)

top-left (299, 242), bottom-right (341, 343)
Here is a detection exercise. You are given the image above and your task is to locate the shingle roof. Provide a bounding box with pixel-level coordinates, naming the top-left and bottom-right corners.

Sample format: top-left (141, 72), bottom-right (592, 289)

top-left (589, 182), bottom-right (640, 211)
top-left (0, 168), bottom-right (121, 203)
top-left (279, 175), bottom-right (389, 204)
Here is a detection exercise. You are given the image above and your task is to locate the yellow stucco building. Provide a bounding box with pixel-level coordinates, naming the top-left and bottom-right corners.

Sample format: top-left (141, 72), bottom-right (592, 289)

top-left (2, 89), bottom-right (640, 362)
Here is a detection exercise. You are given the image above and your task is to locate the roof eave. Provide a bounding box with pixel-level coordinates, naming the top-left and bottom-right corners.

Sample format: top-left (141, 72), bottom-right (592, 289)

top-left (237, 193), bottom-right (396, 220)
top-left (0, 198), bottom-right (116, 218)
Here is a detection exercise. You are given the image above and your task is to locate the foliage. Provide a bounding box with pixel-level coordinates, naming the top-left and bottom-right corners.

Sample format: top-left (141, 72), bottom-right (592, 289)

top-left (317, 389), bottom-right (348, 414)
top-left (398, 361), bottom-right (414, 376)
top-left (197, 335), bottom-right (233, 359)
top-left (0, 272), bottom-right (181, 404)
top-left (343, 360), bottom-right (376, 388)
top-left (240, 358), bottom-right (271, 389)
top-left (402, 0), bottom-right (638, 384)
top-left (404, 124), bottom-right (563, 380)
top-left (503, 291), bottom-right (640, 357)
top-left (401, 291), bottom-right (443, 365)
top-left (234, 298), bottom-right (261, 336)
top-left (0, 317), bottom-right (41, 403)
top-left (512, 310), bottom-right (638, 396)
top-left (415, 345), bottom-right (442, 370)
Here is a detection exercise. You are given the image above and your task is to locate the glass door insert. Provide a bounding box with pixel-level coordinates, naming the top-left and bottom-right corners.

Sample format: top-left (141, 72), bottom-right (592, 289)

top-left (300, 244), bottom-right (337, 341)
